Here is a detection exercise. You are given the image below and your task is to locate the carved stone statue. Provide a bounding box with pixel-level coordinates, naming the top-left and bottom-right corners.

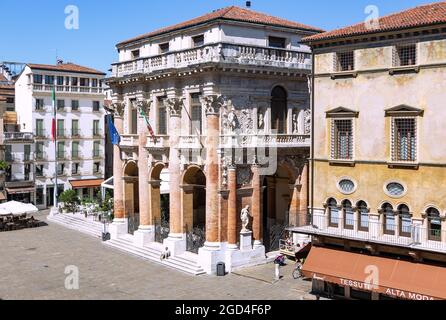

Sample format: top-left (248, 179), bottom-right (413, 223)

top-left (258, 110), bottom-right (265, 131)
top-left (304, 109), bottom-right (311, 134)
top-left (292, 112), bottom-right (299, 134)
top-left (240, 205), bottom-right (252, 233)
top-left (227, 105), bottom-right (237, 132)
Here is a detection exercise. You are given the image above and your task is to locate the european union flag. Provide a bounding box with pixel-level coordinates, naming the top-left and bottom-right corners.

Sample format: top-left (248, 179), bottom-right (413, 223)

top-left (107, 115), bottom-right (121, 145)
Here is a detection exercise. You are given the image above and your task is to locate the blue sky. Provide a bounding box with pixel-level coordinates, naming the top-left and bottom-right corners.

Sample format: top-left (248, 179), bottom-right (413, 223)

top-left (0, 0), bottom-right (439, 73)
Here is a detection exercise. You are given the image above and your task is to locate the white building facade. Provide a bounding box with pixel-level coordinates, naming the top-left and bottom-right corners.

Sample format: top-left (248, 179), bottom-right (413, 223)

top-left (15, 63), bottom-right (106, 209)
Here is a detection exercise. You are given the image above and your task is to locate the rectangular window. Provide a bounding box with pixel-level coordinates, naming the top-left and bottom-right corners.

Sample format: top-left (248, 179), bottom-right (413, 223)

top-left (191, 93), bottom-right (202, 134)
top-left (57, 76), bottom-right (64, 86)
top-left (93, 120), bottom-right (100, 136)
top-left (71, 100), bottom-right (79, 111)
top-left (33, 74), bottom-right (43, 84)
top-left (336, 51), bottom-right (355, 71)
top-left (35, 119), bottom-right (44, 136)
top-left (130, 102), bottom-right (138, 135)
top-left (72, 141), bottom-right (79, 159)
top-left (158, 96), bottom-right (167, 135)
top-left (93, 101), bottom-right (100, 112)
top-left (35, 98), bottom-right (44, 110)
top-left (332, 119), bottom-right (353, 160)
top-left (72, 120), bottom-right (79, 137)
top-left (65, 77), bottom-right (70, 85)
top-left (5, 145), bottom-right (12, 162)
top-left (79, 78), bottom-right (89, 87)
top-left (72, 163), bottom-right (80, 175)
top-left (394, 44), bottom-right (417, 67)
top-left (91, 79), bottom-right (98, 87)
top-left (24, 145), bottom-right (31, 161)
top-left (192, 35), bottom-right (204, 47)
top-left (94, 162), bottom-right (100, 174)
top-left (268, 36), bottom-right (286, 49)
top-left (71, 77), bottom-right (78, 86)
top-left (131, 49), bottom-right (140, 59)
top-left (57, 99), bottom-right (65, 110)
top-left (57, 119), bottom-right (65, 138)
top-left (93, 141), bottom-right (100, 158)
top-left (45, 75), bottom-right (55, 85)
top-left (57, 163), bottom-right (65, 175)
top-left (57, 142), bottom-right (65, 160)
top-left (159, 43), bottom-right (170, 54)
top-left (392, 118), bottom-right (416, 162)
top-left (36, 187), bottom-right (44, 205)
top-left (36, 142), bottom-right (44, 160)
top-left (36, 165), bottom-right (44, 177)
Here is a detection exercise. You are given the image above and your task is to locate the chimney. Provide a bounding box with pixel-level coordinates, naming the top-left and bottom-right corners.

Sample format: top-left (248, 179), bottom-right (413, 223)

top-left (246, 1), bottom-right (251, 8)
top-left (57, 59), bottom-right (64, 65)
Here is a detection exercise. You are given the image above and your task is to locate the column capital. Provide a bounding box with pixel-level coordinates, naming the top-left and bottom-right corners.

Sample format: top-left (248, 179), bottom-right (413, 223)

top-left (108, 102), bottom-right (125, 118)
top-left (201, 95), bottom-right (225, 116)
top-left (164, 97), bottom-right (183, 117)
top-left (136, 99), bottom-right (152, 116)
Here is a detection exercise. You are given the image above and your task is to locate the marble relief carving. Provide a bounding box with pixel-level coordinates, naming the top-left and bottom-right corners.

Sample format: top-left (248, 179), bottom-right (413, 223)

top-left (304, 109), bottom-right (311, 134)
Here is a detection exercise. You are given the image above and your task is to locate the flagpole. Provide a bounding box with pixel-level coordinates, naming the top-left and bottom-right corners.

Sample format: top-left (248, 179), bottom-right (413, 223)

top-left (53, 86), bottom-right (58, 212)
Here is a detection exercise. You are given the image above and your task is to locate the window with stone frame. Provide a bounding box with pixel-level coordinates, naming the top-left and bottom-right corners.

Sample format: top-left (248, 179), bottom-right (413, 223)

top-left (391, 117), bottom-right (417, 162)
top-left (335, 50), bottom-right (355, 71)
top-left (393, 43), bottom-right (417, 67)
top-left (331, 119), bottom-right (354, 160)
top-left (159, 43), bottom-right (170, 54)
top-left (158, 96), bottom-right (168, 135)
top-left (190, 93), bottom-right (202, 135)
top-left (36, 165), bottom-right (44, 177)
top-left (192, 35), bottom-right (204, 48)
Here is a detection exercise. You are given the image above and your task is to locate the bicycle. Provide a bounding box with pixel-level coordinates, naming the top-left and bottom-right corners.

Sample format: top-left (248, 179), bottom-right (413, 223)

top-left (292, 260), bottom-right (303, 279)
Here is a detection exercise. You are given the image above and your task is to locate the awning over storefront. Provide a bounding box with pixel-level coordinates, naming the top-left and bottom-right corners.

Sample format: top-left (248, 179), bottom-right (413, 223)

top-left (70, 179), bottom-right (104, 189)
top-left (302, 246), bottom-right (446, 300)
top-left (6, 187), bottom-right (35, 195)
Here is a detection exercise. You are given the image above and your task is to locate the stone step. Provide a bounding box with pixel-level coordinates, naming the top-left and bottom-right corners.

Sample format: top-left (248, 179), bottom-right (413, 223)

top-left (48, 214), bottom-right (103, 238)
top-left (49, 217), bottom-right (103, 233)
top-left (105, 238), bottom-right (205, 275)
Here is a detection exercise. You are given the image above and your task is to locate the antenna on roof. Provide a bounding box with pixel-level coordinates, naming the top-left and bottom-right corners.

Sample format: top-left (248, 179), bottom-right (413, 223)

top-left (246, 1), bottom-right (252, 8)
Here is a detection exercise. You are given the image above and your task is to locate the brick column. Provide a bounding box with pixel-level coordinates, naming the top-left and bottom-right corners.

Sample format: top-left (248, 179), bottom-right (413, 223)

top-left (205, 110), bottom-right (220, 244)
top-left (137, 100), bottom-right (151, 227)
top-left (166, 98), bottom-right (183, 235)
top-left (113, 105), bottom-right (124, 220)
top-left (227, 166), bottom-right (237, 248)
top-left (252, 164), bottom-right (262, 247)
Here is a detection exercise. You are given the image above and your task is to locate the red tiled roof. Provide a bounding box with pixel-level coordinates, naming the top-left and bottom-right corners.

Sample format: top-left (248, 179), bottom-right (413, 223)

top-left (28, 63), bottom-right (105, 75)
top-left (118, 6), bottom-right (323, 46)
top-left (303, 1), bottom-right (446, 43)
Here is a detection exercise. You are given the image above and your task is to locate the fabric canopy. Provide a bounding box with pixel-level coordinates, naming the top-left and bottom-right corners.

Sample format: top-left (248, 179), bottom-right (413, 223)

top-left (70, 179), bottom-right (104, 189)
top-left (302, 246), bottom-right (446, 300)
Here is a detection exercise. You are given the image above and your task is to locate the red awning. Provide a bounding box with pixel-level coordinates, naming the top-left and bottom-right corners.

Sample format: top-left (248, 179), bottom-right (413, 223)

top-left (69, 179), bottom-right (104, 189)
top-left (302, 246), bottom-right (446, 300)
top-left (6, 187), bottom-right (35, 195)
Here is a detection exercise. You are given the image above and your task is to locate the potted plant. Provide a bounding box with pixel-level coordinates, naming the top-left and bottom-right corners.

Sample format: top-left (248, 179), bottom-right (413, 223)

top-left (0, 160), bottom-right (10, 175)
top-left (59, 190), bottom-right (80, 214)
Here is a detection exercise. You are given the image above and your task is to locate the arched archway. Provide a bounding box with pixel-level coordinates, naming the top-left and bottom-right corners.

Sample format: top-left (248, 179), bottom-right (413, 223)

top-left (262, 164), bottom-right (294, 252)
top-left (271, 86), bottom-right (288, 134)
top-left (123, 161), bottom-right (139, 234)
top-left (182, 166), bottom-right (206, 253)
top-left (150, 163), bottom-right (170, 243)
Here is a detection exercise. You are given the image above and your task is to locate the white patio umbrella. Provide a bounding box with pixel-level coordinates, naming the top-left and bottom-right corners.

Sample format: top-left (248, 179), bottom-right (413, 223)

top-left (0, 201), bottom-right (38, 216)
top-left (0, 207), bottom-right (12, 216)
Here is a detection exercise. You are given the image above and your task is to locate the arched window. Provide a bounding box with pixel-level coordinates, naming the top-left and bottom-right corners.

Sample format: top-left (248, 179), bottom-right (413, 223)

top-left (397, 204), bottom-right (412, 238)
top-left (426, 208), bottom-right (441, 242)
top-left (327, 198), bottom-right (339, 227)
top-left (382, 203), bottom-right (395, 235)
top-left (342, 200), bottom-right (354, 230)
top-left (271, 86), bottom-right (287, 134)
top-left (357, 201), bottom-right (369, 231)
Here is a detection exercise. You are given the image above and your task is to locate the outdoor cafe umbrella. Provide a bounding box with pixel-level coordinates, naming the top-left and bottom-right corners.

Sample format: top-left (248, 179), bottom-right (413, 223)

top-left (0, 201), bottom-right (38, 216)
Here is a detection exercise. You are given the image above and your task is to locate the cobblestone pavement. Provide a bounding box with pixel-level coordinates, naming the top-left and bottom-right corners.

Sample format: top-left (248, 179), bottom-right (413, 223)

top-left (0, 212), bottom-right (312, 300)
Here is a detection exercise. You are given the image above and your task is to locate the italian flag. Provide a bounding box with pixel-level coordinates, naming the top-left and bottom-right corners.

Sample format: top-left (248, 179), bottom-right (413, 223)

top-left (51, 87), bottom-right (56, 141)
top-left (139, 107), bottom-right (156, 139)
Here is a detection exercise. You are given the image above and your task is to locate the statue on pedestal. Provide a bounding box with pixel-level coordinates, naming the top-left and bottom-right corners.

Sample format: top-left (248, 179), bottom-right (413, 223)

top-left (240, 205), bottom-right (252, 233)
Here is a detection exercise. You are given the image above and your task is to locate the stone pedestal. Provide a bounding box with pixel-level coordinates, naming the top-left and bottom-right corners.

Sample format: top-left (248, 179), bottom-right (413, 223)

top-left (198, 242), bottom-right (225, 275)
top-left (109, 218), bottom-right (128, 240)
top-left (240, 231), bottom-right (253, 252)
top-left (163, 233), bottom-right (186, 256)
top-left (133, 225), bottom-right (155, 247)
